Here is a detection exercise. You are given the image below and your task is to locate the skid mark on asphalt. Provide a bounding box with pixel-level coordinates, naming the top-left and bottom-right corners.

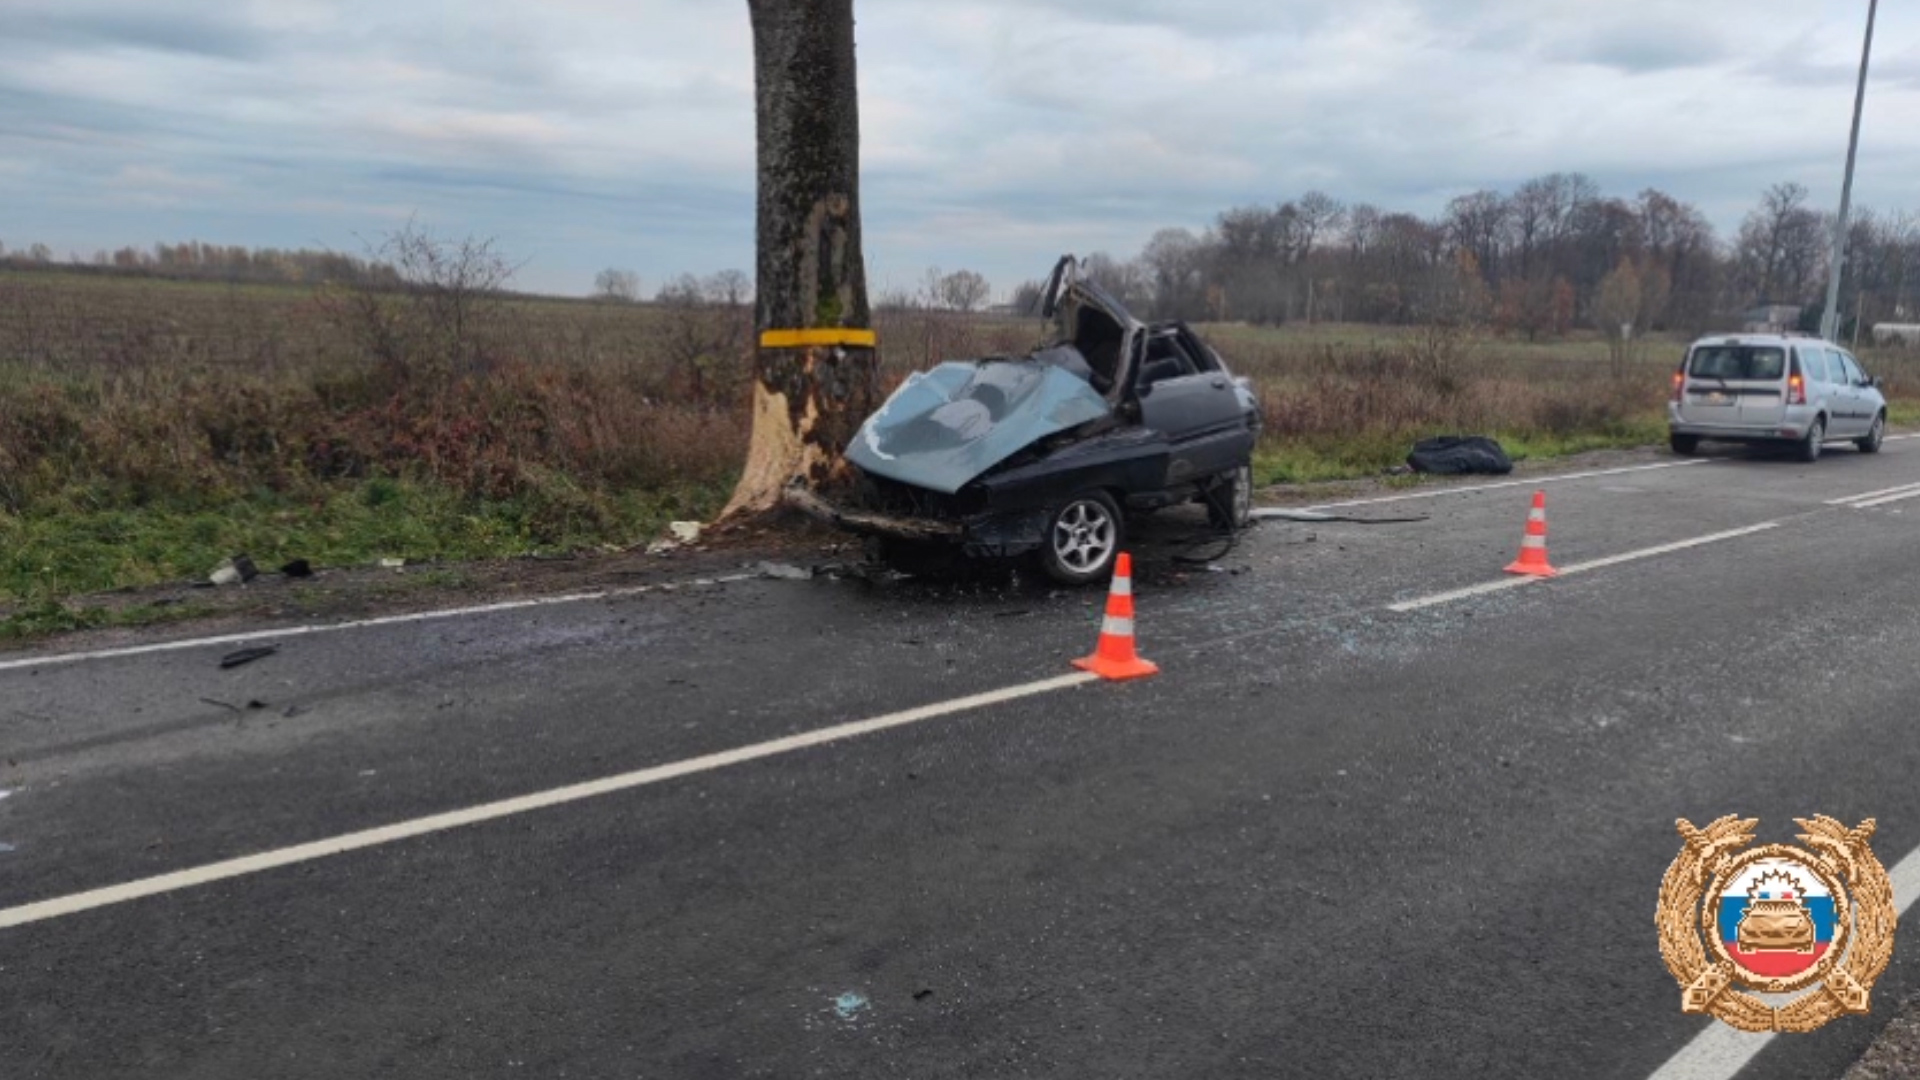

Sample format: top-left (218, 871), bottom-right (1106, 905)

top-left (0, 672), bottom-right (1099, 931)
top-left (1646, 842), bottom-right (1920, 1080)
top-left (0, 572), bottom-right (764, 674)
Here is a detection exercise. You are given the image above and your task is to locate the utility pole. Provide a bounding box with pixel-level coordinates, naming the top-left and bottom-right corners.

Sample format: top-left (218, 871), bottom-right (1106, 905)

top-left (1820, 0), bottom-right (1878, 343)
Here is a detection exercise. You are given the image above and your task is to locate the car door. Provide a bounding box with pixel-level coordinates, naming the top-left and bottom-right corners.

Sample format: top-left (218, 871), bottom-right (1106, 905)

top-left (1838, 352), bottom-right (1877, 432)
top-left (1797, 347), bottom-right (1835, 433)
top-left (1824, 349), bottom-right (1863, 436)
top-left (1136, 327), bottom-right (1253, 484)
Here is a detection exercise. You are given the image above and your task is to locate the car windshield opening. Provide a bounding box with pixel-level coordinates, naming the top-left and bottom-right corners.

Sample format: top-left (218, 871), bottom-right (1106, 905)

top-left (1689, 347), bottom-right (1785, 381)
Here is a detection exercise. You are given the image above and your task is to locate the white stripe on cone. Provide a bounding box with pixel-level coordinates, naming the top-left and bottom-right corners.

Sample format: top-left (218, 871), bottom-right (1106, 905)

top-left (1102, 616), bottom-right (1136, 637)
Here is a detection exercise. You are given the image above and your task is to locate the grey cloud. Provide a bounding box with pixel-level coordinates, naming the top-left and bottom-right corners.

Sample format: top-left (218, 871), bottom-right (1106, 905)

top-left (1558, 34), bottom-right (1728, 74)
top-left (4, 0), bottom-right (1917, 296)
top-left (9, 8), bottom-right (268, 60)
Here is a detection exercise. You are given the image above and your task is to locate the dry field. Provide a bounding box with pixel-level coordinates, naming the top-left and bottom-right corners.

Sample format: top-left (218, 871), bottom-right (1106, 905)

top-left (2, 269), bottom-right (1914, 621)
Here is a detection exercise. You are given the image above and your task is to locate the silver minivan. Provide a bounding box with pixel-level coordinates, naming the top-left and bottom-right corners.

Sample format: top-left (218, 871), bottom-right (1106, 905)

top-left (1668, 334), bottom-right (1888, 462)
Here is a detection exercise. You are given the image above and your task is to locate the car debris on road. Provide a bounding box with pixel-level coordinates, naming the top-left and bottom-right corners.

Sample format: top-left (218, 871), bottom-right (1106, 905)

top-left (1407, 435), bottom-right (1513, 476)
top-left (218, 645), bottom-right (279, 670)
top-left (792, 256), bottom-right (1262, 585)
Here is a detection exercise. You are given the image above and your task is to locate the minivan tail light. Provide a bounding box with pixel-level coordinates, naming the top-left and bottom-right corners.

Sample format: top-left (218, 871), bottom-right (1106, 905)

top-left (1787, 374), bottom-right (1807, 406)
top-left (1670, 370), bottom-right (1685, 402)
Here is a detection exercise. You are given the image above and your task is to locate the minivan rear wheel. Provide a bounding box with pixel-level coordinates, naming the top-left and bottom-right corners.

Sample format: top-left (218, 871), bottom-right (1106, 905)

top-left (1669, 433), bottom-right (1700, 457)
top-left (1858, 412), bottom-right (1886, 454)
top-left (1798, 417), bottom-right (1826, 463)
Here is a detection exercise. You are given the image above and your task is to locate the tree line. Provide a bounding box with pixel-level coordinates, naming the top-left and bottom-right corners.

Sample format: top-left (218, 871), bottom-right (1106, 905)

top-left (0, 239), bottom-right (402, 288)
top-left (1030, 176), bottom-right (1920, 339)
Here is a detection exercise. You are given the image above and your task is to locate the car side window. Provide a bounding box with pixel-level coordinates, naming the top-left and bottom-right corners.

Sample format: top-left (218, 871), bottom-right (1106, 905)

top-left (1177, 328), bottom-right (1222, 374)
top-left (1817, 350), bottom-right (1840, 384)
top-left (1841, 355), bottom-right (1865, 386)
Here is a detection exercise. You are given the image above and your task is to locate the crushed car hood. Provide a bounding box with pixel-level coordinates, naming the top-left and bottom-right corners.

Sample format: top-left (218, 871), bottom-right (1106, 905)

top-left (846, 359), bottom-right (1111, 494)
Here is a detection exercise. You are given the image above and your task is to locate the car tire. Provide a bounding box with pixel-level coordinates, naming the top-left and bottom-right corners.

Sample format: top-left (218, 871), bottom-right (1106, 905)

top-left (1669, 433), bottom-right (1700, 457)
top-left (1207, 464), bottom-right (1255, 532)
top-left (1798, 417), bottom-right (1826, 463)
top-left (1858, 412), bottom-right (1886, 454)
top-left (1040, 490), bottom-right (1124, 586)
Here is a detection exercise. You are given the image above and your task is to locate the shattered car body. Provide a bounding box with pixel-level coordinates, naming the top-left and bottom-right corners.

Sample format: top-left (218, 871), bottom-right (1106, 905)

top-left (793, 257), bottom-right (1262, 584)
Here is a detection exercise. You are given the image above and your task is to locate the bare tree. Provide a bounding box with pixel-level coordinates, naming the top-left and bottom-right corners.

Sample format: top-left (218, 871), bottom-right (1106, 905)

top-left (1294, 191), bottom-right (1347, 260)
top-left (918, 266), bottom-right (947, 310)
top-left (706, 269), bottom-right (753, 307)
top-left (724, 0), bottom-right (879, 517)
top-left (318, 220), bottom-right (516, 389)
top-left (1735, 182), bottom-right (1828, 305)
top-left (657, 273), bottom-right (750, 402)
top-left (938, 269), bottom-right (991, 313)
top-left (594, 268), bottom-right (640, 302)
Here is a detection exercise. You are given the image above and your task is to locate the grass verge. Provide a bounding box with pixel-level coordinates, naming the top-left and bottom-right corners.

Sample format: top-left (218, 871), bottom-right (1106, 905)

top-left (0, 476), bottom-right (730, 618)
top-left (1253, 416), bottom-right (1669, 486)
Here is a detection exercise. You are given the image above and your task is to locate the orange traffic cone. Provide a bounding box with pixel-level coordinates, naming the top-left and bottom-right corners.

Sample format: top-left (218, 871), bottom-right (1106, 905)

top-left (1504, 491), bottom-right (1558, 577)
top-left (1073, 553), bottom-right (1160, 681)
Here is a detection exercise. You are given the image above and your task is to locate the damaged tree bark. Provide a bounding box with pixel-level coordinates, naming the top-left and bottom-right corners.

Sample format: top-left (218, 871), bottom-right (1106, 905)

top-left (723, 0), bottom-right (880, 519)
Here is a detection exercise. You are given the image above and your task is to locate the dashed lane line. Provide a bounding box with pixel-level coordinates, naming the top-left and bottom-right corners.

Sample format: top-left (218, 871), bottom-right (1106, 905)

top-left (1386, 523), bottom-right (1783, 613)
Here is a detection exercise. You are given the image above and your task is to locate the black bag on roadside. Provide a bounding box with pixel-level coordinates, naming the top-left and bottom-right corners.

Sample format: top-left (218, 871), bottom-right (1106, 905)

top-left (1407, 436), bottom-right (1514, 476)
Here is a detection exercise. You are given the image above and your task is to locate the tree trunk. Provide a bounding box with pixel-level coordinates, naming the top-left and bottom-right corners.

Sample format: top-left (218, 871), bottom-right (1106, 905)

top-left (723, 0), bottom-right (878, 519)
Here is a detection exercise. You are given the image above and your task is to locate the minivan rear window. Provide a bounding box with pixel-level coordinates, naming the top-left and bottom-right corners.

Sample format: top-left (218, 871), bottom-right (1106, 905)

top-left (1688, 346), bottom-right (1785, 381)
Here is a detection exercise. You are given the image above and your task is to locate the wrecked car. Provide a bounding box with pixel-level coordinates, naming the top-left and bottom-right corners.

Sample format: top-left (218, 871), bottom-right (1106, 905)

top-left (792, 257), bottom-right (1262, 585)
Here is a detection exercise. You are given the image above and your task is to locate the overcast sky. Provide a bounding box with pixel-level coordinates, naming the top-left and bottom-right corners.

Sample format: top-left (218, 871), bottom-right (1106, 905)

top-left (4, 0), bottom-right (1917, 297)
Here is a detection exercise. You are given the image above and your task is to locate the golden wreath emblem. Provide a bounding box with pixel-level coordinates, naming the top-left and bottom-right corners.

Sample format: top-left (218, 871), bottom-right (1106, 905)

top-left (1657, 816), bottom-right (1898, 1033)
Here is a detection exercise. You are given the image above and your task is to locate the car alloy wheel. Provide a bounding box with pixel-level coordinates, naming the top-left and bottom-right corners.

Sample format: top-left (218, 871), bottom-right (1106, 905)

top-left (1043, 491), bottom-right (1123, 585)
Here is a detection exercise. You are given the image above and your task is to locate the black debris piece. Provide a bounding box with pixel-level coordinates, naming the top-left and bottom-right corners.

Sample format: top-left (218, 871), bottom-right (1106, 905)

top-left (232, 554), bottom-right (260, 583)
top-left (219, 645), bottom-right (279, 670)
top-left (280, 558), bottom-right (315, 579)
top-left (1407, 436), bottom-right (1514, 476)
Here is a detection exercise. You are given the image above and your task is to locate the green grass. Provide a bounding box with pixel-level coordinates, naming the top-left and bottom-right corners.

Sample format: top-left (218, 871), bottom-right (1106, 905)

top-left (0, 598), bottom-right (217, 642)
top-left (0, 476), bottom-right (730, 607)
top-left (1252, 415), bottom-right (1669, 487)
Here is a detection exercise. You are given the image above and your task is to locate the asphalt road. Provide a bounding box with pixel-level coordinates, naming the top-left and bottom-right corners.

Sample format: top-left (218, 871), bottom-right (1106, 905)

top-left (4, 439), bottom-right (1920, 1079)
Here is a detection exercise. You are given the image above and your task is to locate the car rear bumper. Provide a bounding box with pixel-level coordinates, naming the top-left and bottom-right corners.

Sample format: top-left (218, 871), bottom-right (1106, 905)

top-left (1668, 404), bottom-right (1817, 440)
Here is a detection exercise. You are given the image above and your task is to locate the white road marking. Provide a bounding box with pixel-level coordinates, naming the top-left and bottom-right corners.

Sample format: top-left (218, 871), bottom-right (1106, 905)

top-left (1387, 523), bottom-right (1782, 613)
top-left (1305, 460), bottom-right (1712, 511)
top-left (1645, 841), bottom-right (1920, 1080)
top-left (0, 672), bottom-right (1100, 931)
top-left (1826, 482), bottom-right (1920, 507)
top-left (0, 573), bottom-right (763, 674)
top-left (1885, 434), bottom-right (1919, 442)
top-left (1384, 576), bottom-right (1543, 612)
top-left (1852, 488), bottom-right (1920, 510)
